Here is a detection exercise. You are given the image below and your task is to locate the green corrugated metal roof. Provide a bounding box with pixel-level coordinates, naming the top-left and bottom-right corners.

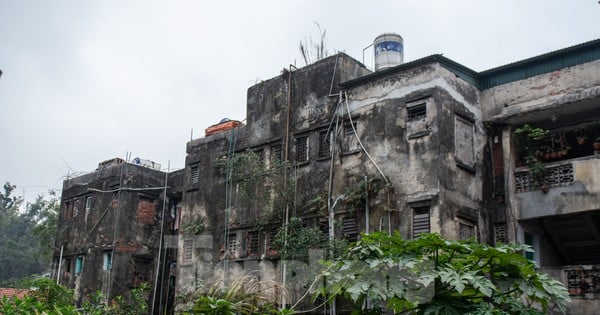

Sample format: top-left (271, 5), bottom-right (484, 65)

top-left (479, 39), bottom-right (600, 89)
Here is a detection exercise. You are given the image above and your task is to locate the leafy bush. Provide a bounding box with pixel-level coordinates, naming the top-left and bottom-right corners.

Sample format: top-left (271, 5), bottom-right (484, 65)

top-left (314, 232), bottom-right (571, 314)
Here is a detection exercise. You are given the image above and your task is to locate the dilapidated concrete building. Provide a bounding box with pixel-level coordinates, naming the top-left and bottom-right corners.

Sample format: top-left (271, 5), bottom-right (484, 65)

top-left (53, 158), bottom-right (183, 313)
top-left (54, 37), bottom-right (600, 314)
top-left (173, 38), bottom-right (600, 314)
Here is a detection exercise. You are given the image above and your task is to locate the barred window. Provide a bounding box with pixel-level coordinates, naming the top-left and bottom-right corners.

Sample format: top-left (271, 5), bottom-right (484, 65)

top-left (412, 207), bottom-right (430, 239)
top-left (131, 259), bottom-right (151, 286)
top-left (459, 222), bottom-right (476, 240)
top-left (295, 136), bottom-right (309, 163)
top-left (407, 103), bottom-right (426, 121)
top-left (318, 130), bottom-right (332, 158)
top-left (247, 231), bottom-right (260, 256)
top-left (190, 164), bottom-right (200, 184)
top-left (270, 143), bottom-right (282, 161)
top-left (227, 234), bottom-right (237, 254)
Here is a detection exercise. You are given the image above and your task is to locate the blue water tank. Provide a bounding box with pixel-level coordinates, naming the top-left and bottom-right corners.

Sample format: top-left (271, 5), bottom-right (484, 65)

top-left (374, 33), bottom-right (404, 71)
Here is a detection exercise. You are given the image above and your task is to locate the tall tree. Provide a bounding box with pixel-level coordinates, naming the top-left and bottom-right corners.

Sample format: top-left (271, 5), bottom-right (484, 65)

top-left (0, 182), bottom-right (53, 282)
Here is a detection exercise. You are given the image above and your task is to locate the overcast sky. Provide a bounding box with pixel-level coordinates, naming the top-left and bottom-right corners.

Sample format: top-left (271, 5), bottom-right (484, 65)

top-left (1, 0), bottom-right (599, 201)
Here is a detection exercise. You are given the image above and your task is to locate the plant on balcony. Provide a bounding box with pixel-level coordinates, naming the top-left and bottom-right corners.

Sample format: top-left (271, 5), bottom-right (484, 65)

top-left (514, 124), bottom-right (549, 190)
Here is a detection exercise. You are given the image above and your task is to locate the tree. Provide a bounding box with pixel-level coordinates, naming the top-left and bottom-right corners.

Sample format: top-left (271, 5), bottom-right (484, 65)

top-left (29, 191), bottom-right (60, 261)
top-left (315, 232), bottom-right (571, 314)
top-left (0, 182), bottom-right (58, 282)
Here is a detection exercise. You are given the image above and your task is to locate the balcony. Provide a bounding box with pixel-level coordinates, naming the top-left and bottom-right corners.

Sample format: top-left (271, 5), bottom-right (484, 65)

top-left (515, 155), bottom-right (600, 220)
top-left (541, 265), bottom-right (600, 315)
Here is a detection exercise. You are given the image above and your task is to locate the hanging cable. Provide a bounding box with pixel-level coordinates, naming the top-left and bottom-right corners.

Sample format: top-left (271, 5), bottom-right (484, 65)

top-left (343, 91), bottom-right (390, 184)
top-left (151, 161), bottom-right (170, 314)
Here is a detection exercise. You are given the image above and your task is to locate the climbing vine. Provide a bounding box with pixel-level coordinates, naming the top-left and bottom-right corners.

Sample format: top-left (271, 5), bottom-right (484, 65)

top-left (216, 151), bottom-right (295, 228)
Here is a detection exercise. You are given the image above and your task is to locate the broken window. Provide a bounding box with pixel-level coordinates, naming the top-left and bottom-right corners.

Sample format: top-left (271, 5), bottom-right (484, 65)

top-left (183, 239), bottom-right (193, 262)
top-left (407, 102), bottom-right (426, 121)
top-left (412, 206), bottom-right (430, 239)
top-left (295, 135), bottom-right (309, 163)
top-left (102, 252), bottom-right (112, 271)
top-left (455, 116), bottom-right (475, 168)
top-left (318, 129), bottom-right (332, 158)
top-left (75, 256), bottom-right (83, 274)
top-left (190, 164), bottom-right (200, 185)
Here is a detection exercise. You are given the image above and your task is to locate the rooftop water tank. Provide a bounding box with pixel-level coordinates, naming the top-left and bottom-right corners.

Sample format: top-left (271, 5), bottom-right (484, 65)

top-left (374, 33), bottom-right (403, 71)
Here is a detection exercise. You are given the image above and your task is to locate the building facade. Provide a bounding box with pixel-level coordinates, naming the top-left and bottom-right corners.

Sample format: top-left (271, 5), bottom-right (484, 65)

top-left (54, 39), bottom-right (600, 314)
top-left (53, 158), bottom-right (183, 314)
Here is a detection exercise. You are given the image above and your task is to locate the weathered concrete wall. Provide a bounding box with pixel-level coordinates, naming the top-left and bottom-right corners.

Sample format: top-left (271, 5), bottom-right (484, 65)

top-left (54, 160), bottom-right (175, 308)
top-left (482, 59), bottom-right (600, 122)
top-left (342, 62), bottom-right (486, 241)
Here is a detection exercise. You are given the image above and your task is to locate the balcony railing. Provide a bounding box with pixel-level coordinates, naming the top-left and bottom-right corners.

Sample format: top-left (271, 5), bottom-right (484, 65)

top-left (515, 163), bottom-right (574, 192)
top-left (565, 267), bottom-right (600, 298)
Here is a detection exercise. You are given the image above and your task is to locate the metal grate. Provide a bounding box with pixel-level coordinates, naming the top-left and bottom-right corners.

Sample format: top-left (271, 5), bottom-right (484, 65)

top-left (318, 130), bottom-right (331, 158)
top-left (515, 163), bottom-right (574, 192)
top-left (412, 207), bottom-right (430, 239)
top-left (407, 103), bottom-right (426, 121)
top-left (247, 231), bottom-right (260, 256)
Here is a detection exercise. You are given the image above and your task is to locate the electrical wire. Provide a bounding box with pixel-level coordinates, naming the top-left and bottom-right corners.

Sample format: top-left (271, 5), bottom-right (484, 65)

top-left (343, 91), bottom-right (390, 184)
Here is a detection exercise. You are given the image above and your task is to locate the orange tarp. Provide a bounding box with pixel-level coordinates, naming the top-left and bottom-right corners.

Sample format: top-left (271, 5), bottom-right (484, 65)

top-left (205, 120), bottom-right (242, 136)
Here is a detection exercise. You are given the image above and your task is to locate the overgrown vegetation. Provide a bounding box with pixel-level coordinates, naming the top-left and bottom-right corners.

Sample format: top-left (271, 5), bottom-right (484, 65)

top-left (298, 22), bottom-right (329, 66)
top-left (216, 151), bottom-right (295, 228)
top-left (313, 232), bottom-right (571, 314)
top-left (182, 276), bottom-right (293, 315)
top-left (272, 217), bottom-right (325, 261)
top-left (0, 278), bottom-right (149, 315)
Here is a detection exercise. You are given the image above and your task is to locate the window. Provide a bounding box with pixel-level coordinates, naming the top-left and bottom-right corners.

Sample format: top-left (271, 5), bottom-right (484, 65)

top-left (295, 135), bottom-right (309, 163)
top-left (85, 196), bottom-right (92, 210)
top-left (75, 256), bottom-right (83, 274)
top-left (270, 143), bottom-right (282, 162)
top-left (132, 259), bottom-right (151, 286)
top-left (524, 232), bottom-right (538, 263)
top-left (412, 206), bottom-right (430, 239)
top-left (407, 102), bottom-right (426, 121)
top-left (455, 116), bottom-right (475, 168)
top-left (494, 223), bottom-right (508, 245)
top-left (183, 239), bottom-right (193, 262)
top-left (342, 217), bottom-right (359, 242)
top-left (227, 234), bottom-right (237, 255)
top-left (459, 221), bottom-right (476, 240)
top-left (246, 231), bottom-right (260, 257)
top-left (73, 199), bottom-right (80, 217)
top-left (64, 201), bottom-right (72, 219)
top-left (190, 164), bottom-right (200, 184)
top-left (102, 252), bottom-right (112, 271)
top-left (318, 130), bottom-right (332, 158)
top-left (341, 123), bottom-right (359, 154)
